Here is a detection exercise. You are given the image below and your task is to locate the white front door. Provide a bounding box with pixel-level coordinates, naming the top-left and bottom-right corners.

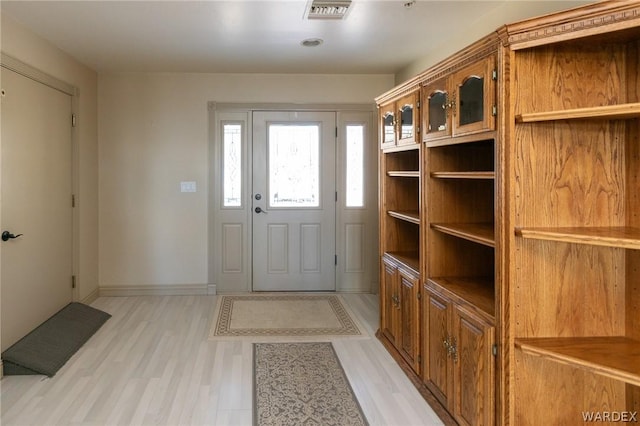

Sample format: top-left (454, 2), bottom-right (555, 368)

top-left (252, 111), bottom-right (336, 291)
top-left (1, 68), bottom-right (73, 350)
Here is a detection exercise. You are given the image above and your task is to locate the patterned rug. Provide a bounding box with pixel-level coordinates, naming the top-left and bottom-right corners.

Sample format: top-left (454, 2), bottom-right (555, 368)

top-left (253, 342), bottom-right (368, 426)
top-left (209, 294), bottom-right (363, 340)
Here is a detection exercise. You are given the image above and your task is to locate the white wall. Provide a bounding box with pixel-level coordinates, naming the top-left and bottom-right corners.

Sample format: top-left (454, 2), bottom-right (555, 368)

top-left (98, 72), bottom-right (393, 293)
top-left (1, 13), bottom-right (99, 303)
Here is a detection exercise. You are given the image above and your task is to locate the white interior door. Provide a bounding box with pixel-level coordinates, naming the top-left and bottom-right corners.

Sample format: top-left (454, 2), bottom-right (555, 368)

top-left (252, 111), bottom-right (336, 291)
top-left (1, 68), bottom-right (73, 350)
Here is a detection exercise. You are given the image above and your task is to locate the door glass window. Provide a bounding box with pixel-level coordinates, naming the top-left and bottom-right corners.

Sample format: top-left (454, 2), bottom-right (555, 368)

top-left (428, 91), bottom-right (447, 133)
top-left (400, 104), bottom-right (414, 139)
top-left (383, 112), bottom-right (395, 143)
top-left (346, 124), bottom-right (364, 207)
top-left (458, 76), bottom-right (484, 126)
top-left (223, 123), bottom-right (242, 207)
top-left (268, 124), bottom-right (320, 207)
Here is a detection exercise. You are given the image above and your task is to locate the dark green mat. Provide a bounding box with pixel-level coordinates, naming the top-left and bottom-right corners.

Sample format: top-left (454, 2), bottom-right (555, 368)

top-left (1, 302), bottom-right (111, 377)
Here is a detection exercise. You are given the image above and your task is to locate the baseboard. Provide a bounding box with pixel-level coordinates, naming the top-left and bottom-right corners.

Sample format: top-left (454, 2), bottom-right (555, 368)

top-left (80, 288), bottom-right (100, 305)
top-left (207, 284), bottom-right (217, 295)
top-left (99, 284), bottom-right (209, 297)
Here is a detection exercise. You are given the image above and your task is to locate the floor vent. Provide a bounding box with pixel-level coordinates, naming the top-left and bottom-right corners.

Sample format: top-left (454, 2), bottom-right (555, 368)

top-left (306, 0), bottom-right (352, 20)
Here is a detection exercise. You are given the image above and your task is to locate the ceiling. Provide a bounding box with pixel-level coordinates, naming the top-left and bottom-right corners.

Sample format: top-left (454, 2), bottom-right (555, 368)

top-left (1, 0), bottom-right (596, 75)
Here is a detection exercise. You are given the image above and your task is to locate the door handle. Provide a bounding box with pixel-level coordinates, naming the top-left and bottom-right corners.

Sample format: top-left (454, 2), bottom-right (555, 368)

top-left (254, 207), bottom-right (267, 214)
top-left (2, 231), bottom-right (23, 241)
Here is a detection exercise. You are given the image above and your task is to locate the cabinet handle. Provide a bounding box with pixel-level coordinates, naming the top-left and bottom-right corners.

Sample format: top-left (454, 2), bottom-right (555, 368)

top-left (449, 337), bottom-right (458, 362)
top-left (392, 294), bottom-right (400, 308)
top-left (442, 336), bottom-right (458, 362)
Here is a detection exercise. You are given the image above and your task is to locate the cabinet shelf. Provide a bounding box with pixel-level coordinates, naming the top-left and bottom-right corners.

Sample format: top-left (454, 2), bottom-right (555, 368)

top-left (515, 226), bottom-right (640, 249)
top-left (430, 171), bottom-right (494, 180)
top-left (387, 170), bottom-right (420, 178)
top-left (384, 251), bottom-right (420, 275)
top-left (428, 277), bottom-right (495, 319)
top-left (388, 210), bottom-right (420, 225)
top-left (431, 223), bottom-right (495, 247)
top-left (515, 103), bottom-right (640, 123)
top-left (515, 337), bottom-right (640, 387)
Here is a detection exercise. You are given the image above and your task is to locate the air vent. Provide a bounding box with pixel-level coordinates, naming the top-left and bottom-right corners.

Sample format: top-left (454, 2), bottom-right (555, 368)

top-left (306, 0), bottom-right (352, 20)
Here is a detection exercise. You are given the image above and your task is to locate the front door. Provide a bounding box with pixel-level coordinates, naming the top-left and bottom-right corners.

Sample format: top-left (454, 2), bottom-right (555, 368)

top-left (1, 67), bottom-right (73, 350)
top-left (252, 111), bottom-right (336, 291)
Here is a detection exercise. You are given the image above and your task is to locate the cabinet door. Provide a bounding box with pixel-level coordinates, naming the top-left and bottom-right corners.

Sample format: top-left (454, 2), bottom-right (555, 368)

top-left (381, 259), bottom-right (400, 345)
top-left (398, 269), bottom-right (420, 373)
top-left (396, 92), bottom-right (419, 146)
top-left (452, 305), bottom-right (495, 426)
top-left (379, 101), bottom-right (396, 149)
top-left (451, 56), bottom-right (496, 137)
top-left (423, 286), bottom-right (452, 409)
top-left (422, 78), bottom-right (451, 141)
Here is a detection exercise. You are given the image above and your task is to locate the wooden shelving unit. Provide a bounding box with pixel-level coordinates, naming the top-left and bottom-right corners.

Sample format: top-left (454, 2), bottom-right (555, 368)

top-left (427, 277), bottom-right (495, 319)
top-left (431, 223), bottom-right (495, 247)
top-left (509, 4), bottom-right (640, 422)
top-left (430, 171), bottom-right (494, 180)
top-left (515, 102), bottom-right (640, 123)
top-left (515, 337), bottom-right (640, 387)
top-left (516, 226), bottom-right (640, 249)
top-left (376, 3), bottom-right (640, 425)
top-left (389, 210), bottom-right (420, 225)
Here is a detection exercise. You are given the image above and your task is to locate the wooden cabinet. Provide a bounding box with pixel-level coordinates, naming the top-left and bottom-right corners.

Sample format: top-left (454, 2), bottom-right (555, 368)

top-left (422, 56), bottom-right (496, 142)
top-left (378, 94), bottom-right (422, 375)
top-left (379, 88), bottom-right (420, 149)
top-left (422, 77), bottom-right (450, 141)
top-left (381, 255), bottom-right (421, 373)
top-left (424, 285), bottom-right (495, 426)
top-left (377, 3), bottom-right (640, 425)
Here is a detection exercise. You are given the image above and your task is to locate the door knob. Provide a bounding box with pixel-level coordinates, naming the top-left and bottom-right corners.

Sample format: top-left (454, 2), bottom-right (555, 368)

top-left (255, 207), bottom-right (267, 214)
top-left (2, 231), bottom-right (23, 241)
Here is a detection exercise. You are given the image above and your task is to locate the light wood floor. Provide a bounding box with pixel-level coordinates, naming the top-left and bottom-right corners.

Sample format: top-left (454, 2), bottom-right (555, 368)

top-left (1, 293), bottom-right (444, 426)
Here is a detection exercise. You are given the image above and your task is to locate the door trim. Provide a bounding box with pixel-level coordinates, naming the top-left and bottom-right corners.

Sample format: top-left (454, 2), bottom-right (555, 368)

top-left (208, 103), bottom-right (376, 294)
top-left (1, 54), bottom-right (80, 302)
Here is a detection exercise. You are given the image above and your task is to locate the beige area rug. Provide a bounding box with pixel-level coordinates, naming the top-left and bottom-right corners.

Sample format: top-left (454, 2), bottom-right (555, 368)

top-left (253, 342), bottom-right (368, 426)
top-left (209, 294), bottom-right (364, 340)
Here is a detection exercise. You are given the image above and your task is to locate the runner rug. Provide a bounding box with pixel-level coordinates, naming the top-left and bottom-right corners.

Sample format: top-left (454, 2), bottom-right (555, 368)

top-left (253, 342), bottom-right (368, 426)
top-left (209, 294), bottom-right (363, 340)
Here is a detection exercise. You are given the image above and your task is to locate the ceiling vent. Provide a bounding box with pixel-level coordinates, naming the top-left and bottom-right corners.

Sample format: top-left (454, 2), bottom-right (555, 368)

top-left (305, 0), bottom-right (352, 20)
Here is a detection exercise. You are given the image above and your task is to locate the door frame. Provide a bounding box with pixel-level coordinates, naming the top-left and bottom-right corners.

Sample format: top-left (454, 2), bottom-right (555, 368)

top-left (1, 54), bottom-right (80, 301)
top-left (208, 103), bottom-right (378, 294)
top-left (0, 55), bottom-right (79, 359)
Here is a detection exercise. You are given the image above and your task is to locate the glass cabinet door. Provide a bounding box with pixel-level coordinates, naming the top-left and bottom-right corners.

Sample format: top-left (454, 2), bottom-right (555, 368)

top-left (451, 56), bottom-right (496, 137)
top-left (422, 78), bottom-right (451, 141)
top-left (397, 91), bottom-right (420, 146)
top-left (380, 102), bottom-right (396, 149)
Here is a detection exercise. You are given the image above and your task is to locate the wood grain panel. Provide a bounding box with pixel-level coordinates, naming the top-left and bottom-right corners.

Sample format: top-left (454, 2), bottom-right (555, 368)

top-left (514, 43), bottom-right (627, 115)
top-left (453, 307), bottom-right (495, 426)
top-left (423, 287), bottom-right (452, 409)
top-left (514, 239), bottom-right (625, 338)
top-left (514, 350), bottom-right (626, 425)
top-left (514, 121), bottom-right (625, 228)
top-left (399, 271), bottom-right (421, 373)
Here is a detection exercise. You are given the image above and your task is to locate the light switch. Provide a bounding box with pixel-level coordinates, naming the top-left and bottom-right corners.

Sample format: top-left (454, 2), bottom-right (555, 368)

top-left (180, 181), bottom-right (197, 193)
